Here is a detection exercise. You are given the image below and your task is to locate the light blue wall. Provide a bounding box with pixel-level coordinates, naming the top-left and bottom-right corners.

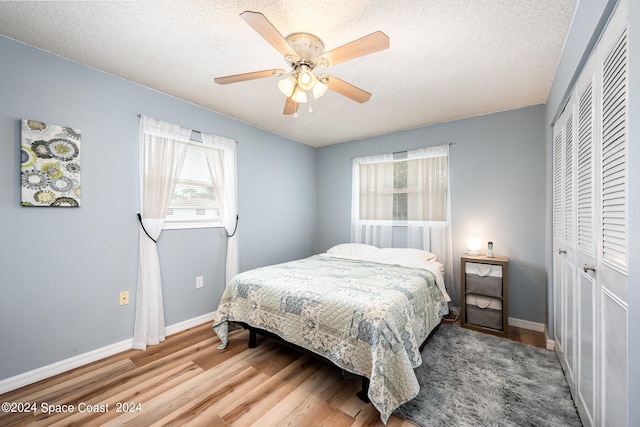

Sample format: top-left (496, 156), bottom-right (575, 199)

top-left (0, 36), bottom-right (316, 380)
top-left (316, 106), bottom-right (547, 323)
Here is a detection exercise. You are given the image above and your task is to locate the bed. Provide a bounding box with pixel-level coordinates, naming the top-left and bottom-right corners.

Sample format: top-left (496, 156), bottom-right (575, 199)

top-left (212, 243), bottom-right (450, 423)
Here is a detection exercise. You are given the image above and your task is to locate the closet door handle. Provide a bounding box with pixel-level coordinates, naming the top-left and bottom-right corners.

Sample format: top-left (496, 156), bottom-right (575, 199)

top-left (583, 264), bottom-right (596, 273)
top-left (558, 249), bottom-right (567, 255)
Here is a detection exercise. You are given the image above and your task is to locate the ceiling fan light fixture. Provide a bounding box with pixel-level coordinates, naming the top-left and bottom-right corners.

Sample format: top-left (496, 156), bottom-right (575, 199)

top-left (297, 69), bottom-right (317, 91)
top-left (278, 75), bottom-right (296, 97)
top-left (213, 12), bottom-right (390, 116)
top-left (292, 86), bottom-right (308, 103)
top-left (312, 81), bottom-right (328, 99)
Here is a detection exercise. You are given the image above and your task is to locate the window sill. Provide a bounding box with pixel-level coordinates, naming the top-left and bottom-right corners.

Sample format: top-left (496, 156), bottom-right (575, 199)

top-left (163, 221), bottom-right (224, 230)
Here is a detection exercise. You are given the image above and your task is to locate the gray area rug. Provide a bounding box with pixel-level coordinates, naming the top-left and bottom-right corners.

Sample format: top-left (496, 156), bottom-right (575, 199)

top-left (394, 324), bottom-right (582, 427)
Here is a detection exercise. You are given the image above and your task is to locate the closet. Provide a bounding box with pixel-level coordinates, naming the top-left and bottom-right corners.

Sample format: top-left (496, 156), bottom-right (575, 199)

top-left (552, 0), bottom-right (628, 426)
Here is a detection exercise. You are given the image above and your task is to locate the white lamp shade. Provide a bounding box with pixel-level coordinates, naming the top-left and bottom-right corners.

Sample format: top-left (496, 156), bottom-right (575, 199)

top-left (312, 81), bottom-right (328, 99)
top-left (278, 76), bottom-right (296, 98)
top-left (292, 86), bottom-right (308, 103)
top-left (297, 69), bottom-right (317, 91)
top-left (467, 238), bottom-right (481, 255)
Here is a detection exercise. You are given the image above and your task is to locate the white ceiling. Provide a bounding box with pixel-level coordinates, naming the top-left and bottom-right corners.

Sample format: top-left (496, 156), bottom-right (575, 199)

top-left (0, 1), bottom-right (577, 147)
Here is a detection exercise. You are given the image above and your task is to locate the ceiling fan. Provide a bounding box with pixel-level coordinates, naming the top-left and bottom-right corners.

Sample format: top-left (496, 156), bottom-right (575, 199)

top-left (214, 11), bottom-right (390, 116)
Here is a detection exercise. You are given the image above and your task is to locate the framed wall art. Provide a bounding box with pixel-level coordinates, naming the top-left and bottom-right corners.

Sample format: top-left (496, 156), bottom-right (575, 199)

top-left (20, 119), bottom-right (81, 207)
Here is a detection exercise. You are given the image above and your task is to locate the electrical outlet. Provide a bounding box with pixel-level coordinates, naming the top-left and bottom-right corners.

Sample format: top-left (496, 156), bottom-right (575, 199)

top-left (196, 276), bottom-right (204, 288)
top-left (119, 291), bottom-right (129, 306)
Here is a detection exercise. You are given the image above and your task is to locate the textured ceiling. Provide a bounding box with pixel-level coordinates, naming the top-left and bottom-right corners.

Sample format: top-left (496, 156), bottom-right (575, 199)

top-left (0, 1), bottom-right (577, 147)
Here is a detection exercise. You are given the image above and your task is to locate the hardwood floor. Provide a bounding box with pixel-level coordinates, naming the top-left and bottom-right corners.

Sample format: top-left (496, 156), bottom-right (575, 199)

top-left (0, 322), bottom-right (546, 426)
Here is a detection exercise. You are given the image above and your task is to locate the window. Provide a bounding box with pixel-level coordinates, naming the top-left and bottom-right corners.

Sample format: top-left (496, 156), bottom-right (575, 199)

top-left (163, 141), bottom-right (222, 228)
top-left (351, 144), bottom-right (453, 292)
top-left (393, 160), bottom-right (408, 220)
top-left (140, 117), bottom-right (235, 231)
top-left (355, 151), bottom-right (449, 225)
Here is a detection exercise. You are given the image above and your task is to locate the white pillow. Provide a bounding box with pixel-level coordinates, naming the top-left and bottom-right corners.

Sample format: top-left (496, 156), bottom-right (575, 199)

top-left (327, 243), bottom-right (379, 255)
top-left (377, 247), bottom-right (437, 262)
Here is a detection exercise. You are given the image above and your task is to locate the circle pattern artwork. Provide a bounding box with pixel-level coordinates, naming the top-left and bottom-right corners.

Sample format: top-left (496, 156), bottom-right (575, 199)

top-left (20, 119), bottom-right (81, 207)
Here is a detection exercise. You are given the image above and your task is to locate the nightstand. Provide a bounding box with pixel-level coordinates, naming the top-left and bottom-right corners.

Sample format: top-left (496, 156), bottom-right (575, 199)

top-left (460, 254), bottom-right (509, 337)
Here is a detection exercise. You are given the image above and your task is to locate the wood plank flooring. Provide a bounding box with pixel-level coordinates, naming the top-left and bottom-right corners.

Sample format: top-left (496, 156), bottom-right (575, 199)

top-left (0, 322), bottom-right (546, 426)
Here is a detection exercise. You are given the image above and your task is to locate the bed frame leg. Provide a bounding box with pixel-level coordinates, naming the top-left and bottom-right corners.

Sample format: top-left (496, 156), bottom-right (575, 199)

top-left (356, 377), bottom-right (370, 402)
top-left (248, 329), bottom-right (258, 348)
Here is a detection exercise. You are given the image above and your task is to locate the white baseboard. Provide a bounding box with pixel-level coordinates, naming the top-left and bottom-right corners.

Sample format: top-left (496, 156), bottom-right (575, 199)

top-left (508, 317), bottom-right (545, 332)
top-left (542, 323), bottom-right (555, 350)
top-left (0, 338), bottom-right (133, 395)
top-left (0, 311), bottom-right (217, 395)
top-left (164, 311), bottom-right (216, 336)
top-left (509, 317), bottom-right (555, 351)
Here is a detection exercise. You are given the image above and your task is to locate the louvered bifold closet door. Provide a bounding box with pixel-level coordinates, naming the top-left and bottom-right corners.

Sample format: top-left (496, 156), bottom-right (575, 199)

top-left (597, 3), bottom-right (628, 425)
top-left (552, 99), bottom-right (576, 368)
top-left (575, 64), bottom-right (597, 427)
top-left (552, 115), bottom-right (567, 356)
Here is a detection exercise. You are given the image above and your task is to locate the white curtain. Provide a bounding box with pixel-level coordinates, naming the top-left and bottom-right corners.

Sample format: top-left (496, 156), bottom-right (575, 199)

top-left (351, 152), bottom-right (394, 247)
top-left (406, 144), bottom-right (455, 301)
top-left (133, 115), bottom-right (191, 350)
top-left (201, 133), bottom-right (238, 283)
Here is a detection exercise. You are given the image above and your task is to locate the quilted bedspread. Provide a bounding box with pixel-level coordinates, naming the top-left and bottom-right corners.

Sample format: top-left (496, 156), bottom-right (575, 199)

top-left (212, 254), bottom-right (449, 423)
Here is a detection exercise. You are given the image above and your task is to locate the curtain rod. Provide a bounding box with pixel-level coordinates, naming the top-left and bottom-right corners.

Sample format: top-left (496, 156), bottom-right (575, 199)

top-left (393, 142), bottom-right (455, 155)
top-left (137, 114), bottom-right (201, 135)
top-left (137, 114), bottom-right (240, 143)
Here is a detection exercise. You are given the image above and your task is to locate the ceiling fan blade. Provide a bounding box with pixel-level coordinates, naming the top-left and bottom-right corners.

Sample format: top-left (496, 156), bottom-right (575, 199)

top-left (315, 31), bottom-right (389, 67)
top-left (240, 11), bottom-right (301, 62)
top-left (325, 75), bottom-right (372, 103)
top-left (214, 69), bottom-right (285, 85)
top-left (283, 96), bottom-right (298, 115)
